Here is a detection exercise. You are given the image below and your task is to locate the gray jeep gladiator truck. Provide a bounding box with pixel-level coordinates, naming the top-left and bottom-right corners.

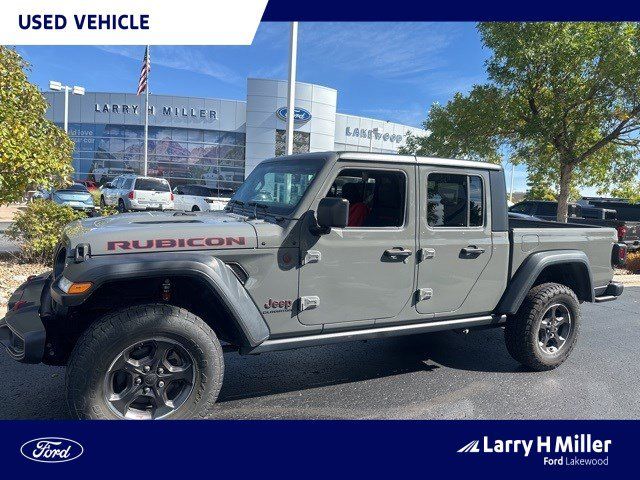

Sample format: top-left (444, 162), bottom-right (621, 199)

top-left (0, 152), bottom-right (627, 420)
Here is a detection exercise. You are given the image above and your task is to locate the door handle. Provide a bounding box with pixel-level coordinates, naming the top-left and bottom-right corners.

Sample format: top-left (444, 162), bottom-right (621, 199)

top-left (461, 245), bottom-right (485, 256)
top-left (384, 247), bottom-right (413, 260)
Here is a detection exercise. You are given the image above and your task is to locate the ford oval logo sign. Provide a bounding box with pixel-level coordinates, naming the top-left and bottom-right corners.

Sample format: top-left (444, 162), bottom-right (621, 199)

top-left (20, 437), bottom-right (84, 463)
top-left (276, 107), bottom-right (311, 123)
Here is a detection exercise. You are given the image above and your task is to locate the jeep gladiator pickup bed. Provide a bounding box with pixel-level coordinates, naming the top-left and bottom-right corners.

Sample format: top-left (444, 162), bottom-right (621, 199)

top-left (0, 152), bottom-right (626, 419)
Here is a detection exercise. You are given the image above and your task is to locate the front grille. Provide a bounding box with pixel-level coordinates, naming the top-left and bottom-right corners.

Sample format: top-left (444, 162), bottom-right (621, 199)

top-left (53, 245), bottom-right (66, 279)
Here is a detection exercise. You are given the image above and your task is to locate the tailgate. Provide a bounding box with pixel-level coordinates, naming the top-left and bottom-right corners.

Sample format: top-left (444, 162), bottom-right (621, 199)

top-left (622, 222), bottom-right (640, 244)
top-left (136, 190), bottom-right (171, 204)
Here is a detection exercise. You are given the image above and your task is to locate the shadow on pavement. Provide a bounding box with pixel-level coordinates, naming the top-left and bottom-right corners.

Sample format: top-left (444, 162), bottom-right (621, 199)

top-left (217, 327), bottom-right (524, 404)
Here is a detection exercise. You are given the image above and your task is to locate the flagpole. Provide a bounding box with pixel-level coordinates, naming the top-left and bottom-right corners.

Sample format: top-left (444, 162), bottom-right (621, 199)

top-left (285, 22), bottom-right (298, 156)
top-left (143, 45), bottom-right (150, 177)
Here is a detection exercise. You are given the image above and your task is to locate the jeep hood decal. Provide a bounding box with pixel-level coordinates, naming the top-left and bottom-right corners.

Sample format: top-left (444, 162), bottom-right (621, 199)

top-left (63, 211), bottom-right (257, 255)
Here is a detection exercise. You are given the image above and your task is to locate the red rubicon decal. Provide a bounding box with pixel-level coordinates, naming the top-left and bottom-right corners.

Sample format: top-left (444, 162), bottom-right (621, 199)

top-left (107, 236), bottom-right (246, 251)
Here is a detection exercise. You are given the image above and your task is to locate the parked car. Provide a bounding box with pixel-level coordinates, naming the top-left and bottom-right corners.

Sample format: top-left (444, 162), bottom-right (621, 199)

top-left (50, 184), bottom-right (96, 214)
top-left (508, 200), bottom-right (583, 219)
top-left (100, 175), bottom-right (174, 212)
top-left (0, 152), bottom-right (626, 420)
top-left (509, 200), bottom-right (640, 251)
top-left (77, 180), bottom-right (99, 192)
top-left (92, 167), bottom-right (136, 185)
top-left (172, 184), bottom-right (229, 211)
top-left (30, 187), bottom-right (51, 201)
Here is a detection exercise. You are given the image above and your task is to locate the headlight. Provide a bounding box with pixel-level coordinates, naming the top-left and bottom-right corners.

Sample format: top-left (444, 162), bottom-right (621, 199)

top-left (58, 276), bottom-right (73, 293)
top-left (58, 276), bottom-right (92, 294)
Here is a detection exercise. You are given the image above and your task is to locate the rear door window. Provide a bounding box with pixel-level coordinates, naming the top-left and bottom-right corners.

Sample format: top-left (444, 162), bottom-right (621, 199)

top-left (427, 173), bottom-right (485, 227)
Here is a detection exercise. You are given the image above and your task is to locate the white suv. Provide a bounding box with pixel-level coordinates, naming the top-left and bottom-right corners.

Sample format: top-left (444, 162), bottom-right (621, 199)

top-left (172, 184), bottom-right (230, 211)
top-left (100, 175), bottom-right (174, 212)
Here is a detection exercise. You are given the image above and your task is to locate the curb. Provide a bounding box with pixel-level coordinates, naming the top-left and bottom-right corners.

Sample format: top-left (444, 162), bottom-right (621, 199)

top-left (613, 274), bottom-right (640, 287)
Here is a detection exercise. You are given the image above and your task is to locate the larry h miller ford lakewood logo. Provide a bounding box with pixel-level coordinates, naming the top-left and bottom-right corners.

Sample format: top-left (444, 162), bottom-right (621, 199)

top-left (457, 434), bottom-right (611, 467)
top-left (20, 437), bottom-right (84, 463)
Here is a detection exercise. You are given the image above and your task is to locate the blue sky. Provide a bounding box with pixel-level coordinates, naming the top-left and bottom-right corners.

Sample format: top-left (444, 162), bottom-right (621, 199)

top-left (16, 22), bottom-right (535, 192)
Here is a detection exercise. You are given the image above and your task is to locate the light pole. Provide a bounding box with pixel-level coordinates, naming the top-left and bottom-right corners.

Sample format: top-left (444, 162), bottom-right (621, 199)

top-left (285, 22), bottom-right (298, 156)
top-left (509, 162), bottom-right (515, 204)
top-left (49, 81), bottom-right (85, 133)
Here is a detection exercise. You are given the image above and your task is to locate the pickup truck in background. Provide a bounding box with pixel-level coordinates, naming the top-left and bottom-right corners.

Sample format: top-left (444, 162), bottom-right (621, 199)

top-left (509, 200), bottom-right (640, 251)
top-left (1, 152), bottom-right (628, 420)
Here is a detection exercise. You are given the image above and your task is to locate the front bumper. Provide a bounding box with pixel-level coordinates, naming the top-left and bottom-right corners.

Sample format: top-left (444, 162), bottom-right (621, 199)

top-left (0, 273), bottom-right (50, 363)
top-left (594, 281), bottom-right (624, 303)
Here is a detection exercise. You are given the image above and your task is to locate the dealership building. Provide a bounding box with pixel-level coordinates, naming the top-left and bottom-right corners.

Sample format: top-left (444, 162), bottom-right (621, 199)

top-left (44, 78), bottom-right (424, 191)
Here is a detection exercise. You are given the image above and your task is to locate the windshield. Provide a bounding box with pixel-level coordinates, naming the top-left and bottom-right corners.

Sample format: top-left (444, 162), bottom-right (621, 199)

top-left (229, 158), bottom-right (323, 216)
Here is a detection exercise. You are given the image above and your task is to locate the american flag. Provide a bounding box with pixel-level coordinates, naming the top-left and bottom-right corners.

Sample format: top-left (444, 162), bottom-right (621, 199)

top-left (136, 46), bottom-right (150, 95)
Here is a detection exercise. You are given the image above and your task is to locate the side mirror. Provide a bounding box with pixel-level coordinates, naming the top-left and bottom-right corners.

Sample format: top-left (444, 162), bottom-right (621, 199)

top-left (315, 197), bottom-right (349, 233)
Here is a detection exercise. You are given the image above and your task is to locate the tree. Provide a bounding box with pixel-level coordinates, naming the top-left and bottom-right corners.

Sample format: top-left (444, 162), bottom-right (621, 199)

top-left (601, 179), bottom-right (640, 202)
top-left (0, 46), bottom-right (73, 204)
top-left (403, 23), bottom-right (640, 222)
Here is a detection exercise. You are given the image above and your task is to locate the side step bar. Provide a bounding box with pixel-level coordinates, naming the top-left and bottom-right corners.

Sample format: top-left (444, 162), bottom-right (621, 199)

top-left (244, 314), bottom-right (505, 355)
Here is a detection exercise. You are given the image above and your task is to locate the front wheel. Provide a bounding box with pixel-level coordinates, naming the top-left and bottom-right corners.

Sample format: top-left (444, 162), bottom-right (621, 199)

top-left (66, 304), bottom-right (224, 419)
top-left (504, 282), bottom-right (580, 371)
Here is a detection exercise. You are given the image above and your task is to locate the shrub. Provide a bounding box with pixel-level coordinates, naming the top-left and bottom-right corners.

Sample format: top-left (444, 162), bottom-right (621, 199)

top-left (624, 251), bottom-right (640, 274)
top-left (90, 190), bottom-right (117, 216)
top-left (6, 200), bottom-right (85, 264)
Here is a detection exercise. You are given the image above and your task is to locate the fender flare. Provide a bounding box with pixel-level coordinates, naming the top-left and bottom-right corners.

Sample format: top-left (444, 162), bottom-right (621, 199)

top-left (53, 252), bottom-right (270, 347)
top-left (495, 250), bottom-right (594, 316)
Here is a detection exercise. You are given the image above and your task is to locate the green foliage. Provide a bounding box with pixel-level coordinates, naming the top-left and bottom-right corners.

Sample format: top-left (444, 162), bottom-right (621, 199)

top-left (405, 23), bottom-right (640, 221)
top-left (6, 200), bottom-right (84, 264)
top-left (600, 180), bottom-right (640, 203)
top-left (90, 190), bottom-right (117, 216)
top-left (0, 47), bottom-right (74, 205)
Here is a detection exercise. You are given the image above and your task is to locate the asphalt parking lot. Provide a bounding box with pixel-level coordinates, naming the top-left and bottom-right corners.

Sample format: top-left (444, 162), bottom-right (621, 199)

top-left (1, 287), bottom-right (639, 419)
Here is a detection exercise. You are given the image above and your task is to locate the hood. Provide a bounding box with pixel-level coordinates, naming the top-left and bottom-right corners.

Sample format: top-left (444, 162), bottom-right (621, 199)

top-left (63, 211), bottom-right (257, 255)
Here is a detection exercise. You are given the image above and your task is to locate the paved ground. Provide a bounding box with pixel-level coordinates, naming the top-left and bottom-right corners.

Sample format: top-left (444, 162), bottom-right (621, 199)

top-left (1, 288), bottom-right (639, 419)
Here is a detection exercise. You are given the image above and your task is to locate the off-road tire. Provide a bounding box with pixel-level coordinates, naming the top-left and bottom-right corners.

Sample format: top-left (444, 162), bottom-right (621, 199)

top-left (66, 304), bottom-right (224, 419)
top-left (504, 282), bottom-right (580, 371)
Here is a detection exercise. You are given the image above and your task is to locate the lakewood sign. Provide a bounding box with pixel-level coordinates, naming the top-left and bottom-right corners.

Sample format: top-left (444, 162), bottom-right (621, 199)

top-left (95, 103), bottom-right (217, 119)
top-left (345, 126), bottom-right (404, 144)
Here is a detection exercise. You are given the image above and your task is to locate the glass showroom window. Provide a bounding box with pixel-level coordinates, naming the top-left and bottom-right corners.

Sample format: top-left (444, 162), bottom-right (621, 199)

top-left (275, 129), bottom-right (310, 156)
top-left (65, 123), bottom-right (245, 191)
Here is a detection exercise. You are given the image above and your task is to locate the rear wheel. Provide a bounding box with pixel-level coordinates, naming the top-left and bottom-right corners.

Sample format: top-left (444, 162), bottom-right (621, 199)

top-left (117, 199), bottom-right (126, 213)
top-left (191, 205), bottom-right (200, 212)
top-left (504, 282), bottom-right (580, 371)
top-left (66, 304), bottom-right (224, 419)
